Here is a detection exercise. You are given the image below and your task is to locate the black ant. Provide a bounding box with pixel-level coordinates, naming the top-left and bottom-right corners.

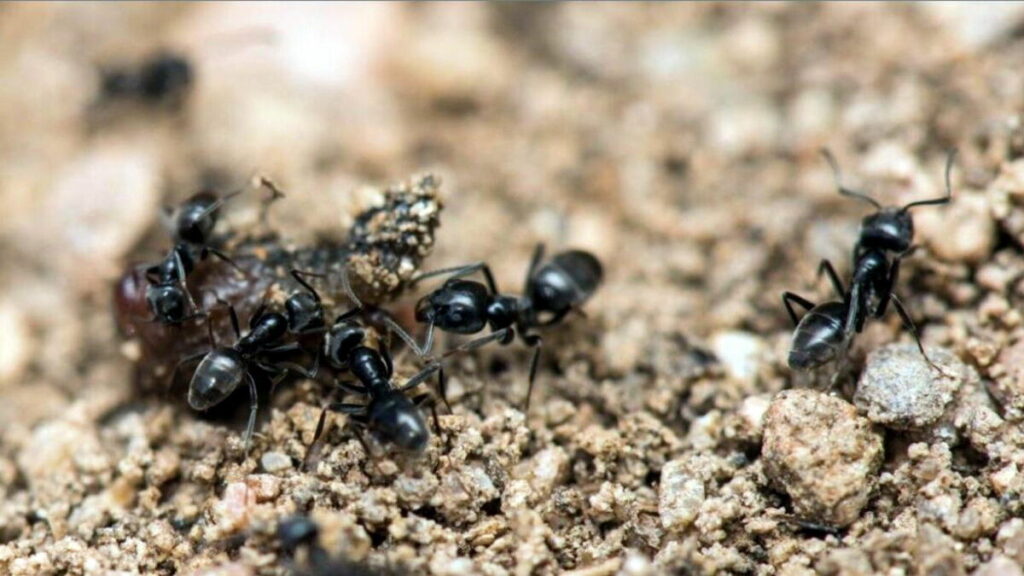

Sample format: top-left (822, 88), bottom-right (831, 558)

top-left (311, 310), bottom-right (451, 454)
top-left (96, 51), bottom-right (194, 109)
top-left (793, 149), bottom-right (957, 372)
top-left (176, 303), bottom-right (317, 451)
top-left (783, 257), bottom-right (942, 375)
top-left (278, 515), bottom-right (402, 576)
top-left (405, 244), bottom-right (603, 411)
top-left (144, 191), bottom-right (243, 324)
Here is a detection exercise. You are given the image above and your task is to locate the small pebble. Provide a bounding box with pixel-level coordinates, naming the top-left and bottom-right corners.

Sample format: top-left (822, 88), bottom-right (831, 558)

top-left (854, 344), bottom-right (964, 431)
top-left (658, 459), bottom-right (705, 533)
top-left (0, 301), bottom-right (31, 388)
top-left (259, 451), bottom-right (292, 473)
top-left (762, 390), bottom-right (883, 527)
top-left (710, 331), bottom-right (764, 383)
top-left (917, 192), bottom-right (996, 264)
top-left (973, 556), bottom-right (1024, 576)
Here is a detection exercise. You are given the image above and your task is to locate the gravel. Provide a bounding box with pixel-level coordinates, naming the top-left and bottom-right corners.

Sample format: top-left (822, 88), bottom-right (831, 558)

top-left (854, 343), bottom-right (964, 431)
top-left (762, 390), bottom-right (884, 527)
top-left (3, 3), bottom-right (1024, 575)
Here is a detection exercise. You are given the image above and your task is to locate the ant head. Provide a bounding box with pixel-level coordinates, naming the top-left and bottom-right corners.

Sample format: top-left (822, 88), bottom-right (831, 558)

top-left (859, 208), bottom-right (913, 254)
top-left (528, 250), bottom-right (603, 315)
top-left (188, 349), bottom-right (245, 410)
top-left (174, 192), bottom-right (220, 245)
top-left (146, 284), bottom-right (189, 324)
top-left (415, 280), bottom-right (489, 334)
top-left (324, 320), bottom-right (366, 368)
top-left (367, 394), bottom-right (429, 453)
top-left (277, 515), bottom-right (319, 553)
top-left (286, 292), bottom-right (325, 334)
top-left (139, 52), bottom-right (193, 103)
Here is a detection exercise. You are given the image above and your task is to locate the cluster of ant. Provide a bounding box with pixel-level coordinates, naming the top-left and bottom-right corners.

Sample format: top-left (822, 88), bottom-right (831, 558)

top-left (115, 178), bottom-right (603, 456)
top-left (783, 150), bottom-right (957, 378)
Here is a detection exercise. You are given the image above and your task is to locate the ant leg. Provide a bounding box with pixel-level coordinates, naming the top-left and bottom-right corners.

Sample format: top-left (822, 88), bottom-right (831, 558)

top-left (226, 305), bottom-right (242, 340)
top-left (335, 379), bottom-right (369, 396)
top-left (782, 292), bottom-right (815, 326)
top-left (381, 314), bottom-right (434, 359)
top-left (338, 265), bottom-right (363, 309)
top-left (204, 248), bottom-right (244, 273)
top-left (397, 363), bottom-right (442, 393)
top-left (536, 308), bottom-right (571, 327)
top-left (902, 149), bottom-right (957, 211)
top-left (820, 149), bottom-right (881, 210)
top-left (258, 355), bottom-right (319, 381)
top-left (290, 269), bottom-right (325, 302)
top-left (817, 259), bottom-right (846, 300)
top-left (437, 365), bottom-right (452, 413)
top-left (875, 260), bottom-right (902, 319)
top-left (413, 393), bottom-right (450, 450)
top-left (169, 249), bottom-right (201, 315)
top-left (890, 293), bottom-right (951, 376)
top-left (442, 327), bottom-right (515, 358)
top-left (522, 333), bottom-right (543, 413)
top-left (410, 262), bottom-right (499, 294)
top-left (875, 246), bottom-right (915, 318)
top-left (167, 350), bottom-right (208, 395)
top-left (195, 188), bottom-right (244, 224)
top-left (523, 243), bottom-right (546, 295)
top-left (312, 402), bottom-right (367, 445)
top-left (242, 372), bottom-right (259, 456)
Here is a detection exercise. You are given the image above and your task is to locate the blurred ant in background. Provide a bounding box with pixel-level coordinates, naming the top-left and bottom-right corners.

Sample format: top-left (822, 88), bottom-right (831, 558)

top-left (97, 51), bottom-right (194, 109)
top-left (278, 515), bottom-right (402, 576)
top-left (408, 245), bottom-right (603, 411)
top-left (87, 29), bottom-right (275, 125)
top-left (783, 150), bottom-right (957, 375)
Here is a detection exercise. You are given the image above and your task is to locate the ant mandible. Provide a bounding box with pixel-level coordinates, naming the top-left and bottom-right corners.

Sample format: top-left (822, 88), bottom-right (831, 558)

top-left (407, 244), bottom-right (603, 411)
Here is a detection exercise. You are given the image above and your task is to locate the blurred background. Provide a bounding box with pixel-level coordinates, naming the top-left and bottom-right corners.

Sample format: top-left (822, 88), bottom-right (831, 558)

top-left (3, 3), bottom-right (1024, 574)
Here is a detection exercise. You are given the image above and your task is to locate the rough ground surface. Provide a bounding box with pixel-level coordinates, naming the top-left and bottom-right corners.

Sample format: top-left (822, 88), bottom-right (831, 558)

top-left (3, 4), bottom-right (1024, 575)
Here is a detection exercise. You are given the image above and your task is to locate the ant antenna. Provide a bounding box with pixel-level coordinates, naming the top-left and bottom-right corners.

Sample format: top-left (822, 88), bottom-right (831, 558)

top-left (290, 269), bottom-right (324, 303)
top-left (900, 149), bottom-right (958, 212)
top-left (195, 188), bottom-right (245, 224)
top-left (820, 149), bottom-right (881, 210)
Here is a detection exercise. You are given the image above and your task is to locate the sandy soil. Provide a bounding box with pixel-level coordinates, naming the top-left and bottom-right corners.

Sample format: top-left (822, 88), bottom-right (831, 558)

top-left (3, 3), bottom-right (1024, 575)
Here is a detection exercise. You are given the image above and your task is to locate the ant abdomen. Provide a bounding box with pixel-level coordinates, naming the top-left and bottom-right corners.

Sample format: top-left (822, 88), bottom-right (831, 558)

top-left (188, 349), bottom-right (246, 410)
top-left (788, 302), bottom-right (846, 370)
top-left (367, 394), bottom-right (430, 453)
top-left (529, 249), bottom-right (603, 314)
